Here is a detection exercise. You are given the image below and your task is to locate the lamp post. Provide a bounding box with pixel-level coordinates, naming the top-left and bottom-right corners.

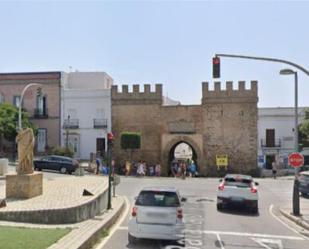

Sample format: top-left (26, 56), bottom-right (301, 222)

top-left (18, 83), bottom-right (42, 130)
top-left (66, 115), bottom-right (70, 149)
top-left (279, 68), bottom-right (300, 216)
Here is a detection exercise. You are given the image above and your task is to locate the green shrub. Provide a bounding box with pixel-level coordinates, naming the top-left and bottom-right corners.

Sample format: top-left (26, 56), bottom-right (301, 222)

top-left (121, 132), bottom-right (141, 150)
top-left (52, 146), bottom-right (74, 158)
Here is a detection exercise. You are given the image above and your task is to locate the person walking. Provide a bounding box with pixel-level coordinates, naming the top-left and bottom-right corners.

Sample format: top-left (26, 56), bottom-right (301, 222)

top-left (155, 163), bottom-right (161, 177)
top-left (272, 160), bottom-right (277, 179)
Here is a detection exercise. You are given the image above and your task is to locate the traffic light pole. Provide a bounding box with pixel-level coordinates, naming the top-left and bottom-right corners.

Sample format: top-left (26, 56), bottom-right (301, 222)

top-left (216, 53), bottom-right (308, 216)
top-left (215, 53), bottom-right (309, 76)
top-left (107, 139), bottom-right (112, 210)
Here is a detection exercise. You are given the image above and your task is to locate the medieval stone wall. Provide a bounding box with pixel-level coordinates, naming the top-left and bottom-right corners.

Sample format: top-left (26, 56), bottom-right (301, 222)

top-left (112, 81), bottom-right (258, 176)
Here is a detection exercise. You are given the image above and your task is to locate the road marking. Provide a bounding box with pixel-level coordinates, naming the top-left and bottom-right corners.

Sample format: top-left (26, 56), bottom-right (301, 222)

top-left (184, 229), bottom-right (304, 241)
top-left (252, 238), bottom-right (283, 249)
top-left (118, 226), bottom-right (128, 230)
top-left (216, 233), bottom-right (226, 249)
top-left (93, 196), bottom-right (131, 249)
top-left (269, 204), bottom-right (308, 240)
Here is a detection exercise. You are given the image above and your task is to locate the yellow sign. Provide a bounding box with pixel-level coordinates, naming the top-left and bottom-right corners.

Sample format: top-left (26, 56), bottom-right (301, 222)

top-left (216, 155), bottom-right (228, 167)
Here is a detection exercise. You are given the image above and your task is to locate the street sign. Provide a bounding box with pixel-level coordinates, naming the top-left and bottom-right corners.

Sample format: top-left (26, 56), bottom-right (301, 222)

top-left (288, 153), bottom-right (304, 168)
top-left (216, 155), bottom-right (228, 168)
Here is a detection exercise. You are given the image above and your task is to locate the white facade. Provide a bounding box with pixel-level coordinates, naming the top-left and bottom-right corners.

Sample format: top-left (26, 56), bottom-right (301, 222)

top-left (258, 107), bottom-right (307, 169)
top-left (61, 72), bottom-right (113, 160)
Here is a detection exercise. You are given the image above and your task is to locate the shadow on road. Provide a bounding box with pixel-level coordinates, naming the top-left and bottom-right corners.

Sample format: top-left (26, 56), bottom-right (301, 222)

top-left (217, 205), bottom-right (260, 217)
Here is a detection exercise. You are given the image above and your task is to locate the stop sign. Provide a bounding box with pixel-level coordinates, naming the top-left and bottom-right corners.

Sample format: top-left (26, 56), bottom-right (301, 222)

top-left (288, 153), bottom-right (304, 168)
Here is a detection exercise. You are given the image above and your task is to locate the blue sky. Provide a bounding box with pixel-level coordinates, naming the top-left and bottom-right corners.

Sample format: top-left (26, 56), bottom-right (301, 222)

top-left (0, 0), bottom-right (309, 107)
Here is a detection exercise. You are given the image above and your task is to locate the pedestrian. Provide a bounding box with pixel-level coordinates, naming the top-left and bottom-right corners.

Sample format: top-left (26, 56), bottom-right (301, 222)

top-left (125, 161), bottom-right (131, 177)
top-left (272, 160), bottom-right (277, 179)
top-left (190, 161), bottom-right (197, 177)
top-left (155, 163), bottom-right (161, 177)
top-left (181, 162), bottom-right (186, 180)
top-left (95, 156), bottom-right (102, 175)
top-left (149, 165), bottom-right (155, 176)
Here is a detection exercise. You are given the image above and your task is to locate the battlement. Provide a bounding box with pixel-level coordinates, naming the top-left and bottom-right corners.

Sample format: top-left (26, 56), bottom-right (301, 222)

top-left (112, 84), bottom-right (163, 105)
top-left (202, 81), bottom-right (258, 104)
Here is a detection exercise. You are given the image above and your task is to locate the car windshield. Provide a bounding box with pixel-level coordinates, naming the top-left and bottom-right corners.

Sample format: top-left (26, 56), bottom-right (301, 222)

top-left (136, 191), bottom-right (180, 207)
top-left (224, 177), bottom-right (252, 188)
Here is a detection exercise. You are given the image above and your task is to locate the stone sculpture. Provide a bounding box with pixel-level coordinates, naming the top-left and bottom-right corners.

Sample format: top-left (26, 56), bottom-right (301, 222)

top-left (16, 128), bottom-right (34, 175)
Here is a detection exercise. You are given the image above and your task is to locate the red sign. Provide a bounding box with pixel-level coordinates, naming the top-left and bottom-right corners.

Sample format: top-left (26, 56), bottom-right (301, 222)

top-left (288, 153), bottom-right (304, 168)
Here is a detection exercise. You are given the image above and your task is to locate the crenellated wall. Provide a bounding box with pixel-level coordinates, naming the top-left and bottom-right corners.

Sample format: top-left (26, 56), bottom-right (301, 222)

top-left (112, 84), bottom-right (162, 105)
top-left (112, 81), bottom-right (259, 176)
top-left (202, 81), bottom-right (258, 103)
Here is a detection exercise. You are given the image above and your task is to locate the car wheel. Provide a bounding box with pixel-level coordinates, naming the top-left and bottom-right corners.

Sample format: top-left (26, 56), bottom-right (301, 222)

top-left (60, 167), bottom-right (67, 174)
top-left (128, 233), bottom-right (137, 244)
top-left (217, 203), bottom-right (223, 211)
top-left (251, 201), bottom-right (258, 214)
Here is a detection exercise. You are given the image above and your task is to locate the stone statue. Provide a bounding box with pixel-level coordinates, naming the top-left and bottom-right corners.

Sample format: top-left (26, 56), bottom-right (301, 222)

top-left (16, 128), bottom-right (34, 175)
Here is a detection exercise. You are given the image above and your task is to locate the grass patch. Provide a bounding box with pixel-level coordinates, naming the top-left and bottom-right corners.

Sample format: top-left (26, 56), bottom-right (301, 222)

top-left (0, 226), bottom-right (71, 249)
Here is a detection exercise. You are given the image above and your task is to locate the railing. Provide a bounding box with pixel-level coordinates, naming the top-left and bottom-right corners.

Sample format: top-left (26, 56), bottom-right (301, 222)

top-left (34, 108), bottom-right (48, 118)
top-left (260, 138), bottom-right (282, 148)
top-left (63, 119), bottom-right (79, 129)
top-left (93, 119), bottom-right (108, 128)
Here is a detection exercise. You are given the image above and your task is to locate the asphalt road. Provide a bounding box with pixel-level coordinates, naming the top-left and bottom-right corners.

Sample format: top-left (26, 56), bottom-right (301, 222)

top-left (96, 176), bottom-right (309, 249)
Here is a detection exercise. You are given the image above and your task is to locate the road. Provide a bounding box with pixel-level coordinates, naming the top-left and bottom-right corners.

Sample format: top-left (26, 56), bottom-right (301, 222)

top-left (96, 176), bottom-right (309, 249)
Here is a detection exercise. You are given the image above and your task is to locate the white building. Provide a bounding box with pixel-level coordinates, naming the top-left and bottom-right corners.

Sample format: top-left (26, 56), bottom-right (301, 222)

top-left (61, 72), bottom-right (113, 160)
top-left (258, 107), bottom-right (308, 169)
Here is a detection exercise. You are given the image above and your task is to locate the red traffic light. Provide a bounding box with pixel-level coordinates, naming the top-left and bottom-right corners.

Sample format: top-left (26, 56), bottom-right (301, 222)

top-left (213, 57), bottom-right (220, 65)
top-left (108, 132), bottom-right (114, 141)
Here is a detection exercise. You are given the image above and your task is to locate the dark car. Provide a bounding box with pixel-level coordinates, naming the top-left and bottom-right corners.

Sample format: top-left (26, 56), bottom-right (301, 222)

top-left (299, 171), bottom-right (309, 196)
top-left (34, 155), bottom-right (79, 174)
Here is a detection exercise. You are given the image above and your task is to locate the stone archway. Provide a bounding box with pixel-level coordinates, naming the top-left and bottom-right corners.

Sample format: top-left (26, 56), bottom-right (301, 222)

top-left (161, 135), bottom-right (203, 176)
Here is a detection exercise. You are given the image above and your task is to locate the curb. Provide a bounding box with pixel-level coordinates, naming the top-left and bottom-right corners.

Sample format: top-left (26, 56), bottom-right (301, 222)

top-left (78, 196), bottom-right (126, 249)
top-left (279, 208), bottom-right (309, 231)
top-left (49, 196), bottom-right (126, 249)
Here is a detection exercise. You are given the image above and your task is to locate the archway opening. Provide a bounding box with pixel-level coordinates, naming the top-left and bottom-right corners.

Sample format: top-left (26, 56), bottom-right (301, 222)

top-left (168, 141), bottom-right (198, 176)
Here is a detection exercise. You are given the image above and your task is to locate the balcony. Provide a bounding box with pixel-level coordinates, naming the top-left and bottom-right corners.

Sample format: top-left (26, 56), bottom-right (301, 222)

top-left (261, 138), bottom-right (282, 148)
top-left (93, 119), bottom-right (108, 128)
top-left (34, 108), bottom-right (48, 119)
top-left (63, 119), bottom-right (79, 129)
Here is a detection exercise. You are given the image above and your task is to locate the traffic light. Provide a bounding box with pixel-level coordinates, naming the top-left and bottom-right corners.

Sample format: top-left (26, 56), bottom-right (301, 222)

top-left (107, 132), bottom-right (114, 145)
top-left (212, 57), bottom-right (220, 78)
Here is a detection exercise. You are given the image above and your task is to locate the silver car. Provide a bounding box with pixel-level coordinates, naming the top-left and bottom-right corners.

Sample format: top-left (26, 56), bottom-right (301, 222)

top-left (128, 186), bottom-right (185, 244)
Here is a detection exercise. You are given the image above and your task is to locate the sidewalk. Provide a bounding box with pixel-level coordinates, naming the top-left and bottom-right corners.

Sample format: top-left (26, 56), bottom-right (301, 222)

top-left (279, 196), bottom-right (309, 231)
top-left (0, 172), bottom-right (109, 224)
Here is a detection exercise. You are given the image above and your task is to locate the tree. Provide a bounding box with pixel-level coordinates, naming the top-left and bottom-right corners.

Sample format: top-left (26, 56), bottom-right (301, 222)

top-left (299, 109), bottom-right (309, 149)
top-left (0, 103), bottom-right (37, 156)
top-left (120, 132), bottom-right (141, 162)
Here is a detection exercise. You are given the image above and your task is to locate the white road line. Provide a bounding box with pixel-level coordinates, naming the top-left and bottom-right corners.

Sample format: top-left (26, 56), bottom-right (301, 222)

top-left (252, 238), bottom-right (283, 249)
top-left (269, 204), bottom-right (308, 240)
top-left (184, 229), bottom-right (304, 241)
top-left (118, 226), bottom-right (128, 230)
top-left (216, 233), bottom-right (226, 249)
top-left (93, 196), bottom-right (131, 249)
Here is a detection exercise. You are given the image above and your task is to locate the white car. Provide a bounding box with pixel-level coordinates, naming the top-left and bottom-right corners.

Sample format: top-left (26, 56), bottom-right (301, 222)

top-left (217, 174), bottom-right (259, 213)
top-left (128, 187), bottom-right (185, 244)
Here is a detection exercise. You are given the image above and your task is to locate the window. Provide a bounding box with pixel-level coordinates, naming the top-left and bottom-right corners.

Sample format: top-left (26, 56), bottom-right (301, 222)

top-left (224, 177), bottom-right (252, 188)
top-left (136, 191), bottom-right (180, 207)
top-left (37, 95), bottom-right (47, 115)
top-left (13, 96), bottom-right (21, 108)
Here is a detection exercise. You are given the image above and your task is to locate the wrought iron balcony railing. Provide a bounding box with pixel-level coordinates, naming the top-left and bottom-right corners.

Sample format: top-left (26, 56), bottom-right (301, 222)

top-left (63, 118), bottom-right (79, 129)
top-left (261, 138), bottom-right (282, 148)
top-left (93, 118), bottom-right (108, 128)
top-left (34, 108), bottom-right (48, 118)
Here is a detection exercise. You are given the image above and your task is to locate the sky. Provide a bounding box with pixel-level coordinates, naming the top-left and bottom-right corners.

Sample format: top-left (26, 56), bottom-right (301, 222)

top-left (0, 0), bottom-right (309, 107)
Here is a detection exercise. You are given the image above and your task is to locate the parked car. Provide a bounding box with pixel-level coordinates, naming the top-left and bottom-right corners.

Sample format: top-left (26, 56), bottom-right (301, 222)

top-left (128, 187), bottom-right (185, 244)
top-left (34, 155), bottom-right (79, 174)
top-left (299, 171), bottom-right (309, 196)
top-left (217, 174), bottom-right (259, 213)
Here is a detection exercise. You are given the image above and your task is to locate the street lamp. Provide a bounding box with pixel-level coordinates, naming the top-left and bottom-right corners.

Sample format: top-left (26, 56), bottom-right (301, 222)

top-left (279, 68), bottom-right (300, 216)
top-left (19, 83), bottom-right (42, 130)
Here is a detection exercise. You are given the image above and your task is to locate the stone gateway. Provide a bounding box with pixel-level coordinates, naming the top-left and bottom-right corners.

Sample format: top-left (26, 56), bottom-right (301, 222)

top-left (112, 81), bottom-right (258, 176)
